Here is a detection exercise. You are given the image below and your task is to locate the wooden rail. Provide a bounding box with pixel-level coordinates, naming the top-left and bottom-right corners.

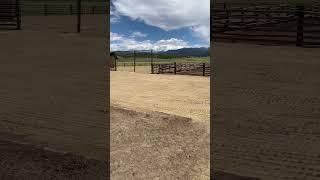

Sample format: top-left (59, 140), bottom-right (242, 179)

top-left (152, 62), bottom-right (210, 76)
top-left (0, 0), bottom-right (21, 30)
top-left (20, 3), bottom-right (107, 16)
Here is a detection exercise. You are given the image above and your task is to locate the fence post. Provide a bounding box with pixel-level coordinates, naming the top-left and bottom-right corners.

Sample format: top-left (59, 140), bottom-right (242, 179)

top-left (241, 8), bottom-right (244, 26)
top-left (44, 4), bottom-right (48, 16)
top-left (77, 0), bottom-right (81, 33)
top-left (174, 62), bottom-right (177, 75)
top-left (203, 63), bottom-right (206, 76)
top-left (70, 4), bottom-right (73, 15)
top-left (296, 5), bottom-right (304, 47)
top-left (92, 6), bottom-right (95, 14)
top-left (151, 50), bottom-right (154, 74)
top-left (16, 0), bottom-right (21, 30)
top-left (225, 9), bottom-right (230, 30)
top-left (133, 50), bottom-right (136, 72)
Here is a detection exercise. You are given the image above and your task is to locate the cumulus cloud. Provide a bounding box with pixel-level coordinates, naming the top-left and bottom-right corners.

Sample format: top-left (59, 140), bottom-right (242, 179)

top-left (112, 0), bottom-right (209, 41)
top-left (130, 31), bottom-right (148, 38)
top-left (110, 5), bottom-right (121, 23)
top-left (110, 32), bottom-right (204, 51)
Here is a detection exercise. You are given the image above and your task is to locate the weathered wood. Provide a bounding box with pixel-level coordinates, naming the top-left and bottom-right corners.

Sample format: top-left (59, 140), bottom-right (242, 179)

top-left (296, 5), bottom-right (304, 46)
top-left (77, 0), bottom-right (81, 33)
top-left (0, 0), bottom-right (20, 30)
top-left (152, 62), bottom-right (210, 76)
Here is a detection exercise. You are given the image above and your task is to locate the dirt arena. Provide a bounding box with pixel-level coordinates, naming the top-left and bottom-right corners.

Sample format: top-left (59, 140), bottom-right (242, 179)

top-left (213, 42), bottom-right (320, 179)
top-left (1, 15), bottom-right (108, 178)
top-left (111, 71), bottom-right (210, 123)
top-left (110, 71), bottom-right (210, 179)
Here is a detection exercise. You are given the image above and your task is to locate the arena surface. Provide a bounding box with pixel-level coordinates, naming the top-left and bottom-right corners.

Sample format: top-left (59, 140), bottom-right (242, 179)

top-left (213, 42), bottom-right (320, 179)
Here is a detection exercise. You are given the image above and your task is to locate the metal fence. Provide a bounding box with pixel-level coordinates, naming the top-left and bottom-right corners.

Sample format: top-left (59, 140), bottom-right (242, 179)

top-left (211, 2), bottom-right (320, 47)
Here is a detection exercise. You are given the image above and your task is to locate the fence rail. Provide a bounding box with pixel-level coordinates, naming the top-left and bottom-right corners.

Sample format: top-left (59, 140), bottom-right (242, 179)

top-left (152, 62), bottom-right (210, 76)
top-left (211, 3), bottom-right (320, 46)
top-left (0, 0), bottom-right (21, 29)
top-left (20, 3), bottom-right (106, 16)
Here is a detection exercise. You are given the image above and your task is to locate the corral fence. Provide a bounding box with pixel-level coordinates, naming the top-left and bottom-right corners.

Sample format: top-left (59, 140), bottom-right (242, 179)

top-left (20, 2), bottom-right (106, 16)
top-left (112, 50), bottom-right (210, 76)
top-left (152, 62), bottom-right (210, 76)
top-left (212, 2), bottom-right (320, 47)
top-left (112, 50), bottom-right (154, 74)
top-left (0, 0), bottom-right (21, 30)
top-left (1, 1), bottom-right (107, 33)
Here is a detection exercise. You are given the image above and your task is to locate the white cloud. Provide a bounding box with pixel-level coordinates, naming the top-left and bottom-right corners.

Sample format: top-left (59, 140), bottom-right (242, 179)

top-left (110, 32), bottom-right (123, 41)
top-left (112, 0), bottom-right (209, 42)
top-left (131, 31), bottom-right (148, 38)
top-left (110, 32), bottom-right (206, 52)
top-left (110, 5), bottom-right (121, 23)
top-left (190, 25), bottom-right (210, 41)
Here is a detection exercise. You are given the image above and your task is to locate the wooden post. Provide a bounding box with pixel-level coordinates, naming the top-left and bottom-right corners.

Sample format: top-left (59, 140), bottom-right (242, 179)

top-left (133, 51), bottom-right (136, 72)
top-left (44, 4), bottom-right (48, 16)
top-left (225, 9), bottom-right (230, 30)
top-left (241, 8), bottom-right (244, 26)
top-left (16, 0), bottom-right (21, 30)
top-left (174, 62), bottom-right (177, 75)
top-left (115, 57), bottom-right (117, 71)
top-left (70, 4), bottom-right (73, 15)
top-left (203, 63), bottom-right (206, 76)
top-left (77, 0), bottom-right (81, 33)
top-left (151, 50), bottom-right (154, 74)
top-left (92, 6), bottom-right (95, 14)
top-left (296, 5), bottom-right (304, 47)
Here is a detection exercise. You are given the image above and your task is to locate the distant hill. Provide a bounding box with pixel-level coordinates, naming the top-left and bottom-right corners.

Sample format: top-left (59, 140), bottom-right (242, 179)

top-left (160, 47), bottom-right (209, 57)
top-left (114, 47), bottom-right (210, 58)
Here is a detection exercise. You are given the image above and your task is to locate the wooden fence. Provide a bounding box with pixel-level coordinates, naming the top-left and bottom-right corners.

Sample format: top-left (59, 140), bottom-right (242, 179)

top-left (212, 3), bottom-right (320, 46)
top-left (0, 0), bottom-right (21, 30)
top-left (20, 3), bottom-right (106, 16)
top-left (152, 62), bottom-right (210, 76)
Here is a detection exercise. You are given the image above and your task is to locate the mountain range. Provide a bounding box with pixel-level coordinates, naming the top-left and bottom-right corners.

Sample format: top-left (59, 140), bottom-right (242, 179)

top-left (114, 47), bottom-right (210, 57)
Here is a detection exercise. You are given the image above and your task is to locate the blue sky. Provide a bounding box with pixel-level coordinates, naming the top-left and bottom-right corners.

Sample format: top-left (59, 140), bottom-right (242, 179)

top-left (110, 0), bottom-right (209, 51)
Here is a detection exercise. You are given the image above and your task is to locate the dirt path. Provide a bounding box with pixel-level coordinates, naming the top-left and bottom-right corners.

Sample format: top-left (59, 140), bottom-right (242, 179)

top-left (111, 71), bottom-right (210, 123)
top-left (213, 42), bottom-right (320, 179)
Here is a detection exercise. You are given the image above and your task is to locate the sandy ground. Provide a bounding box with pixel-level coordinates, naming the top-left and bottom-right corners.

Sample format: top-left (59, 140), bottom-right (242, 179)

top-left (111, 106), bottom-right (209, 179)
top-left (116, 65), bottom-right (152, 74)
top-left (110, 71), bottom-right (210, 179)
top-left (213, 42), bottom-right (320, 179)
top-left (0, 140), bottom-right (107, 180)
top-left (1, 15), bottom-right (107, 163)
top-left (111, 71), bottom-right (210, 123)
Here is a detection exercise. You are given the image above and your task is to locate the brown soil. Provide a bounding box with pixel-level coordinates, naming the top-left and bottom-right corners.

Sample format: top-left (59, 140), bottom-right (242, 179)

top-left (110, 106), bottom-right (210, 179)
top-left (213, 42), bottom-right (320, 179)
top-left (0, 27), bottom-right (108, 160)
top-left (0, 139), bottom-right (107, 180)
top-left (111, 71), bottom-right (210, 123)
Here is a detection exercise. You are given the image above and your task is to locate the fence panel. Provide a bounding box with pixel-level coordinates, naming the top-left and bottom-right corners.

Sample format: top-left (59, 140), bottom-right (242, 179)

top-left (0, 0), bottom-right (21, 29)
top-left (212, 2), bottom-right (320, 46)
